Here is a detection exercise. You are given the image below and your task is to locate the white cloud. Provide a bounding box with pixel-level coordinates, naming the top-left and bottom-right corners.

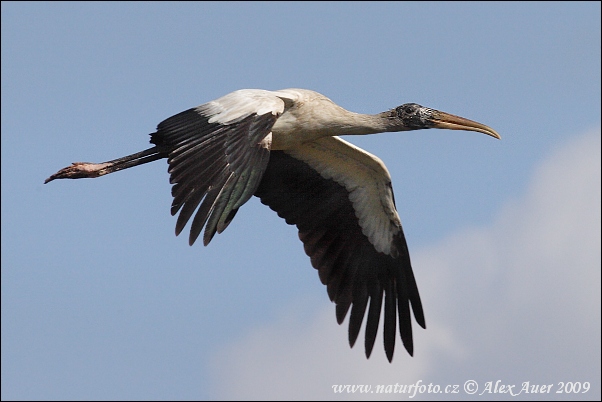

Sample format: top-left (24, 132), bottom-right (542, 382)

top-left (209, 129), bottom-right (601, 400)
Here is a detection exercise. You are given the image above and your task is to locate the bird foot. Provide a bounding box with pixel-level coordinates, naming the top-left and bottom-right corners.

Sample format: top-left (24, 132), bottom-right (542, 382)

top-left (44, 162), bottom-right (112, 184)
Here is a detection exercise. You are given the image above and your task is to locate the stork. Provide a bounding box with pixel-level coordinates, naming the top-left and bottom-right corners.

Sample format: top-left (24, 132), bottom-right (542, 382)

top-left (45, 88), bottom-right (500, 362)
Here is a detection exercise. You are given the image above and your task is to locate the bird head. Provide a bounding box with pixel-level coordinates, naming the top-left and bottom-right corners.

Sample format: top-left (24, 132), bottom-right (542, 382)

top-left (394, 103), bottom-right (501, 139)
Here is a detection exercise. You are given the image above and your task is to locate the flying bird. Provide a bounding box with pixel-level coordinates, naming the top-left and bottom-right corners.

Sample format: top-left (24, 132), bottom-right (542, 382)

top-left (45, 88), bottom-right (500, 362)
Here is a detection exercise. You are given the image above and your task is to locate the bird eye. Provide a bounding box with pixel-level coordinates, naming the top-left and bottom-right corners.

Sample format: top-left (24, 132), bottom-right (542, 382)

top-left (396, 103), bottom-right (418, 117)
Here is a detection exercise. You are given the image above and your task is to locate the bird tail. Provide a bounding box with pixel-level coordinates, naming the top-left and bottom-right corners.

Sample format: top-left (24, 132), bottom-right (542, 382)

top-left (44, 146), bottom-right (167, 184)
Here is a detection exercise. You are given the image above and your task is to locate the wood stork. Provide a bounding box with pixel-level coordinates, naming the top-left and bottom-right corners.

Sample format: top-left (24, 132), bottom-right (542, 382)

top-left (45, 88), bottom-right (500, 362)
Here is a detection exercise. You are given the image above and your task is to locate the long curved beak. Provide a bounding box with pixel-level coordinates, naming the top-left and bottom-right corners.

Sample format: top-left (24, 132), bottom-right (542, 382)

top-left (431, 111), bottom-right (501, 139)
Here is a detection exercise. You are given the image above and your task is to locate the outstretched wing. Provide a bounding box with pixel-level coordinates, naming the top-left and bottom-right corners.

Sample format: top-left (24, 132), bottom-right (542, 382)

top-left (151, 90), bottom-right (286, 246)
top-left (254, 136), bottom-right (426, 362)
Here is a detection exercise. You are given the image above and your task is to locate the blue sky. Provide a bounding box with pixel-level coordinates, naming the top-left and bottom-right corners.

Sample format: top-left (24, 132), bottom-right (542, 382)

top-left (1, 2), bottom-right (600, 400)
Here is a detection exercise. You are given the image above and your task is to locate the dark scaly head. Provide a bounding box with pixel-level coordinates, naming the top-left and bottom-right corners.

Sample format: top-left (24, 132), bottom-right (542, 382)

top-left (392, 103), bottom-right (501, 139)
